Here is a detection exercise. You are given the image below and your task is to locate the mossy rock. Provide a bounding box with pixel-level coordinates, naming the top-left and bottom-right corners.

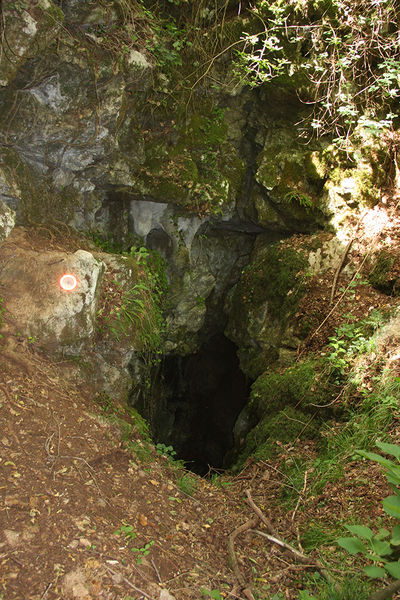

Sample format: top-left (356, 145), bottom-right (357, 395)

top-left (236, 346), bottom-right (279, 382)
top-left (249, 361), bottom-right (336, 422)
top-left (128, 99), bottom-right (244, 216)
top-left (0, 1), bottom-right (64, 86)
top-left (226, 239), bottom-right (309, 378)
top-left (229, 359), bottom-right (337, 470)
top-left (321, 131), bottom-right (388, 217)
top-left (250, 362), bottom-right (318, 417)
top-left (232, 405), bottom-right (321, 469)
top-left (0, 148), bottom-right (85, 225)
top-left (368, 250), bottom-right (400, 295)
top-left (254, 129), bottom-right (328, 229)
top-left (240, 242), bottom-right (307, 316)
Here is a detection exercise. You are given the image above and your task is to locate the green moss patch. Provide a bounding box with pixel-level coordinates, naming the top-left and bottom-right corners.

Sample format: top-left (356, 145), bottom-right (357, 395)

top-left (239, 242), bottom-right (308, 318)
top-left (0, 148), bottom-right (81, 225)
top-left (233, 405), bottom-right (320, 468)
top-left (130, 101), bottom-right (244, 216)
top-left (250, 362), bottom-right (320, 417)
top-left (226, 240), bottom-right (309, 378)
top-left (231, 360), bottom-right (336, 470)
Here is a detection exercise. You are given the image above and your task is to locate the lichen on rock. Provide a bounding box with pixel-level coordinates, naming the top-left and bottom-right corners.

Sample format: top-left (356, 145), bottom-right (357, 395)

top-left (254, 127), bottom-right (328, 230)
top-left (0, 199), bottom-right (16, 243)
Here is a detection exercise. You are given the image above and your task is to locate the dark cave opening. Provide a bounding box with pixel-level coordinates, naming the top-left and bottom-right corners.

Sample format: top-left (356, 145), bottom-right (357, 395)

top-left (150, 334), bottom-right (251, 475)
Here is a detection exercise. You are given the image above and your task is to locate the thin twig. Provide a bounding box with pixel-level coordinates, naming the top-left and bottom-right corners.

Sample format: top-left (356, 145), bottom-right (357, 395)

top-left (162, 569), bottom-right (191, 585)
top-left (245, 490), bottom-right (333, 583)
top-left (304, 197), bottom-right (400, 350)
top-left (251, 530), bottom-right (308, 563)
top-left (227, 517), bottom-right (258, 600)
top-left (2, 552), bottom-right (24, 567)
top-left (291, 470), bottom-right (308, 522)
top-left (309, 388), bottom-right (344, 408)
top-left (251, 530), bottom-right (333, 583)
top-left (104, 565), bottom-right (156, 600)
top-left (150, 559), bottom-right (162, 584)
top-left (244, 489), bottom-right (275, 535)
top-left (330, 238), bottom-right (354, 304)
top-left (40, 582), bottom-right (52, 599)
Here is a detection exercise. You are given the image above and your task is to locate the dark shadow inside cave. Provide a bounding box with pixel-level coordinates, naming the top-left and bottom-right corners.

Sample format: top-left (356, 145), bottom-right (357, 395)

top-left (150, 334), bottom-right (250, 475)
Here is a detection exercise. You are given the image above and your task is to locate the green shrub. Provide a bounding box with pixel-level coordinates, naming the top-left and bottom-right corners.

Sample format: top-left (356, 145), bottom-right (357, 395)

top-left (236, 0), bottom-right (400, 143)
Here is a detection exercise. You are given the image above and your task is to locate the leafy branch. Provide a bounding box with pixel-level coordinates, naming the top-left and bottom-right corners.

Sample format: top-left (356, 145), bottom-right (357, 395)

top-left (237, 0), bottom-right (400, 142)
top-left (338, 441), bottom-right (400, 595)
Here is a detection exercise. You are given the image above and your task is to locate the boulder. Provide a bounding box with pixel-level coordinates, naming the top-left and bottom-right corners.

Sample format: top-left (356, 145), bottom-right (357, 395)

top-left (0, 230), bottom-right (104, 355)
top-left (225, 236), bottom-right (308, 378)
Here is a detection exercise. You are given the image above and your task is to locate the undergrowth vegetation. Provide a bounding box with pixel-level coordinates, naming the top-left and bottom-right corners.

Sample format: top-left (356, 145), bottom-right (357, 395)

top-left (237, 0), bottom-right (400, 143)
top-left (67, 0), bottom-right (400, 152)
top-left (234, 304), bottom-right (396, 468)
top-left (296, 575), bottom-right (372, 600)
top-left (95, 241), bottom-right (168, 354)
top-left (339, 442), bottom-right (400, 580)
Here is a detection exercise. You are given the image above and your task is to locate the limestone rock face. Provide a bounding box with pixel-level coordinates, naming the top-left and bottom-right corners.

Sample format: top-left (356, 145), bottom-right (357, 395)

top-left (0, 3), bottom-right (153, 231)
top-left (0, 230), bottom-right (104, 355)
top-left (254, 127), bottom-right (329, 230)
top-left (0, 0), bottom-right (392, 386)
top-left (0, 228), bottom-right (158, 401)
top-left (225, 231), bottom-right (352, 378)
top-left (125, 199), bottom-right (255, 353)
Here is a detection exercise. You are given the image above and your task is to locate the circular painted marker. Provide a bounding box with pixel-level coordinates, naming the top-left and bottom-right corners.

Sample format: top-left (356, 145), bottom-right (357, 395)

top-left (59, 273), bottom-right (78, 291)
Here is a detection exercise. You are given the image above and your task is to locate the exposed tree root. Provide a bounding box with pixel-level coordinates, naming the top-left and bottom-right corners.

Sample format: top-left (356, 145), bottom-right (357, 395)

top-left (329, 238), bottom-right (353, 304)
top-left (244, 489), bottom-right (276, 534)
top-left (368, 579), bottom-right (400, 600)
top-left (227, 517), bottom-right (259, 600)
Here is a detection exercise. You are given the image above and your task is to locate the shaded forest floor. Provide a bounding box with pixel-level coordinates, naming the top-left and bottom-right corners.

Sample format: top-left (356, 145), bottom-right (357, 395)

top-left (0, 336), bottom-right (396, 600)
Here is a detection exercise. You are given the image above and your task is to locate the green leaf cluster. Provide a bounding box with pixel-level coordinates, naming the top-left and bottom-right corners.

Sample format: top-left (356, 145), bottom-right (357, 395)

top-left (131, 540), bottom-right (155, 564)
top-left (325, 309), bottom-right (380, 382)
top-left (113, 522), bottom-right (137, 541)
top-left (200, 589), bottom-right (223, 600)
top-left (156, 442), bottom-right (177, 460)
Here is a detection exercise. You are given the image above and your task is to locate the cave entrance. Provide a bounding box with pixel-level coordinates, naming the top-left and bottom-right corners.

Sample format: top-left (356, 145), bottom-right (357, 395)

top-left (151, 334), bottom-right (250, 475)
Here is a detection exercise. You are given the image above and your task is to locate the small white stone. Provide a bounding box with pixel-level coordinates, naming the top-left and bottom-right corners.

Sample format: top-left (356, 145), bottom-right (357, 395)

top-left (128, 50), bottom-right (151, 69)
